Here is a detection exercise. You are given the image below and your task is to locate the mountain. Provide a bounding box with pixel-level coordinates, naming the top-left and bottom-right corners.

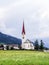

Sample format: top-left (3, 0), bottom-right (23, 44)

top-left (0, 32), bottom-right (22, 45)
top-left (0, 32), bottom-right (49, 48)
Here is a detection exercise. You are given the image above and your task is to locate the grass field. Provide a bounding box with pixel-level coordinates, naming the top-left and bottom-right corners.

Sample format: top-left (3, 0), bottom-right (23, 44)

top-left (0, 50), bottom-right (49, 65)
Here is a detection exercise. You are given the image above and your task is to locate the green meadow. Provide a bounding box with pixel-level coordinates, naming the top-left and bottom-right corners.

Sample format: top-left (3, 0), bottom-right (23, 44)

top-left (0, 50), bottom-right (49, 65)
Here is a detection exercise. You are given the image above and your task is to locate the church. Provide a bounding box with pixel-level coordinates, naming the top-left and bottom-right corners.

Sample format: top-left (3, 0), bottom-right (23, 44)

top-left (0, 21), bottom-right (34, 50)
top-left (21, 22), bottom-right (34, 50)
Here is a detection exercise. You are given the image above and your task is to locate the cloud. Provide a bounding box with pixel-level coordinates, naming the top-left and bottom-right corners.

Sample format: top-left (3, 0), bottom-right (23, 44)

top-left (0, 0), bottom-right (49, 39)
top-left (0, 21), bottom-right (16, 36)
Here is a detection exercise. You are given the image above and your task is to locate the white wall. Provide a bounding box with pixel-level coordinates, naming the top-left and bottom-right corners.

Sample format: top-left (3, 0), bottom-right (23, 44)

top-left (22, 42), bottom-right (34, 50)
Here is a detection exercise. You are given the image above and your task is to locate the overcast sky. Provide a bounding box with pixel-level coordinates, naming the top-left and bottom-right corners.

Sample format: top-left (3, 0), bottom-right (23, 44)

top-left (0, 0), bottom-right (49, 39)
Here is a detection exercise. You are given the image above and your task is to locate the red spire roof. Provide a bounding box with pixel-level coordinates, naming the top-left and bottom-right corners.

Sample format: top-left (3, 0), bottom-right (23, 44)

top-left (22, 21), bottom-right (25, 34)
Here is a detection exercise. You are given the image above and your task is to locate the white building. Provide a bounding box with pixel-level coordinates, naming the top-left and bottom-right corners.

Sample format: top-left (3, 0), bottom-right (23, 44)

top-left (3, 44), bottom-right (19, 50)
top-left (21, 22), bottom-right (34, 50)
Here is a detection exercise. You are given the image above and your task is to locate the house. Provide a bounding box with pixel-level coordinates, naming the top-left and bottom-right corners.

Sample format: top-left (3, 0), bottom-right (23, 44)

top-left (21, 21), bottom-right (34, 50)
top-left (3, 44), bottom-right (19, 50)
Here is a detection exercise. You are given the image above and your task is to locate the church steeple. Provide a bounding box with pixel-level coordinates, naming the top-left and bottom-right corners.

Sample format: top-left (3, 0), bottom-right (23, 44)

top-left (22, 21), bottom-right (26, 49)
top-left (22, 21), bottom-right (25, 35)
top-left (22, 21), bottom-right (25, 39)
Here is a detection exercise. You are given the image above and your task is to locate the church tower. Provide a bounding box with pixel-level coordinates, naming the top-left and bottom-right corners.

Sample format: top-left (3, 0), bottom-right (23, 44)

top-left (22, 21), bottom-right (26, 49)
top-left (21, 21), bottom-right (34, 50)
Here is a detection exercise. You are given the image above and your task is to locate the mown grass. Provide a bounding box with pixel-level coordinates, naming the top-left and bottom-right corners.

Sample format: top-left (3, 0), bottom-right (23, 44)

top-left (0, 50), bottom-right (49, 65)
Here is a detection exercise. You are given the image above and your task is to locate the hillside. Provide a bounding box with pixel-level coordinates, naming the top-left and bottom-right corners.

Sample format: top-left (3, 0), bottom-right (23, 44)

top-left (0, 32), bottom-right (22, 45)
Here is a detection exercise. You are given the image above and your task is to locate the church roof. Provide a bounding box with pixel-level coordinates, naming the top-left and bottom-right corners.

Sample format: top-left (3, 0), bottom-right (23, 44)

top-left (24, 39), bottom-right (33, 43)
top-left (22, 21), bottom-right (25, 34)
top-left (24, 39), bottom-right (35, 45)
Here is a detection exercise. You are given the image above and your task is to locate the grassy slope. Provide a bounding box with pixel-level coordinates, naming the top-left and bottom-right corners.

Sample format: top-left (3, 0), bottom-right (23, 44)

top-left (0, 50), bottom-right (49, 65)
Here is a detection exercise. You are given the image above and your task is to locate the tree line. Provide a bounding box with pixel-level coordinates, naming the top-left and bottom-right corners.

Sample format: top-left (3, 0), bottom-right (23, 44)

top-left (34, 40), bottom-right (44, 51)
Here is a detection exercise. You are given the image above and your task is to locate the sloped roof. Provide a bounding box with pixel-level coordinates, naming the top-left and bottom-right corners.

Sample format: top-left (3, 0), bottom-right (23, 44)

top-left (24, 39), bottom-right (33, 43)
top-left (24, 39), bottom-right (35, 46)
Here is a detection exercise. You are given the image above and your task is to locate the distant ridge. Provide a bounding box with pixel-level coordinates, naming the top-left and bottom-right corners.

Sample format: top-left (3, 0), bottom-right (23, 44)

top-left (0, 32), bottom-right (22, 45)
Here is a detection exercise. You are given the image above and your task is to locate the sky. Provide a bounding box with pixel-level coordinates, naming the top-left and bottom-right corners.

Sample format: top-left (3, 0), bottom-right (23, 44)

top-left (0, 0), bottom-right (49, 40)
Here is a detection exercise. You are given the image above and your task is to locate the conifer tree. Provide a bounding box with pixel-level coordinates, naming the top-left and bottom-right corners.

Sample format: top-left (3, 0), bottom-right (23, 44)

top-left (34, 40), bottom-right (39, 50)
top-left (40, 40), bottom-right (44, 51)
